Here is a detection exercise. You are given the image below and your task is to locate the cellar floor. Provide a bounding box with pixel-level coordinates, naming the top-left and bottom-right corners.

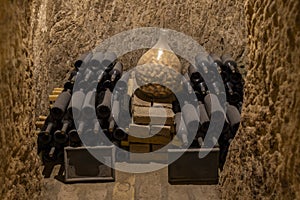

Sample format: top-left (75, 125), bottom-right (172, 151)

top-left (41, 164), bottom-right (220, 200)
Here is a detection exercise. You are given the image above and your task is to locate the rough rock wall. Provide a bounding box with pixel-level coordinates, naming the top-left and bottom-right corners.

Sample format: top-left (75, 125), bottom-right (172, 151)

top-left (221, 0), bottom-right (300, 199)
top-left (31, 0), bottom-right (247, 91)
top-left (0, 1), bottom-right (44, 199)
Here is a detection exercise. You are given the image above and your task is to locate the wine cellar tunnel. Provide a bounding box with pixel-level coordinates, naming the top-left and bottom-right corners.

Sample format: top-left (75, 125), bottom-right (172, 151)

top-left (0, 0), bottom-right (299, 199)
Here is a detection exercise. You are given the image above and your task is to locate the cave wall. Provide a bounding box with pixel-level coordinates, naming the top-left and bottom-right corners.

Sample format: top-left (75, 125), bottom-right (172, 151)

top-left (30, 0), bottom-right (247, 91)
top-left (221, 0), bottom-right (300, 199)
top-left (0, 1), bottom-right (44, 199)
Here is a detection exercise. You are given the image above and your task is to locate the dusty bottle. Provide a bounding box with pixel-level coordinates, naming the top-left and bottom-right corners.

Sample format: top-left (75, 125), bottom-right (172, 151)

top-left (96, 88), bottom-right (112, 119)
top-left (181, 100), bottom-right (200, 134)
top-left (90, 51), bottom-right (105, 70)
top-left (51, 89), bottom-right (72, 120)
top-left (54, 112), bottom-right (72, 144)
top-left (102, 51), bottom-right (117, 69)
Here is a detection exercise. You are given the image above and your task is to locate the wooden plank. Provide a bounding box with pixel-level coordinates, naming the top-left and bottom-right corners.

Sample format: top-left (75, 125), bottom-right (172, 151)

top-left (132, 106), bottom-right (174, 125)
top-left (53, 87), bottom-right (64, 91)
top-left (129, 143), bottom-right (150, 153)
top-left (150, 125), bottom-right (171, 137)
top-left (152, 144), bottom-right (165, 151)
top-left (52, 90), bottom-right (62, 95)
top-left (132, 95), bottom-right (151, 107)
top-left (49, 94), bottom-right (58, 102)
top-left (121, 140), bottom-right (129, 147)
top-left (38, 115), bottom-right (47, 121)
top-left (35, 121), bottom-right (45, 129)
top-left (152, 102), bottom-right (172, 109)
top-left (128, 124), bottom-right (150, 138)
top-left (128, 135), bottom-right (171, 145)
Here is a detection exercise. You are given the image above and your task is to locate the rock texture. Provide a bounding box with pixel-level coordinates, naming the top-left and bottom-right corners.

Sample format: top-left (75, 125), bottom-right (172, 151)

top-left (221, 0), bottom-right (300, 199)
top-left (0, 1), bottom-right (44, 199)
top-left (30, 0), bottom-right (247, 87)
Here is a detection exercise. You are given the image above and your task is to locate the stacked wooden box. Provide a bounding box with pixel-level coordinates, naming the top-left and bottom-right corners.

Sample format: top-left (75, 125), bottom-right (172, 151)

top-left (125, 94), bottom-right (175, 162)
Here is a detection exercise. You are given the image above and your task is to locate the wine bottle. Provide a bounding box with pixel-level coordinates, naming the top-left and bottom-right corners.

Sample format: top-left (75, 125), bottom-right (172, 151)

top-left (67, 85), bottom-right (86, 120)
top-left (181, 100), bottom-right (200, 134)
top-left (221, 54), bottom-right (238, 73)
top-left (182, 73), bottom-right (194, 94)
top-left (53, 112), bottom-right (72, 144)
top-left (50, 89), bottom-right (72, 120)
top-left (227, 91), bottom-right (242, 105)
top-left (89, 51), bottom-right (105, 71)
top-left (110, 62), bottom-right (123, 83)
top-left (81, 128), bottom-right (100, 146)
top-left (38, 115), bottom-right (56, 145)
top-left (102, 51), bottom-right (117, 70)
top-left (68, 129), bottom-right (81, 146)
top-left (174, 112), bottom-right (188, 147)
top-left (113, 127), bottom-right (127, 141)
top-left (74, 52), bottom-right (93, 70)
top-left (96, 88), bottom-right (112, 119)
top-left (229, 71), bottom-right (242, 84)
top-left (188, 64), bottom-right (202, 84)
top-left (81, 88), bottom-right (96, 119)
top-left (197, 101), bottom-right (210, 135)
top-left (82, 68), bottom-right (93, 82)
top-left (204, 93), bottom-right (226, 124)
top-left (225, 82), bottom-right (234, 95)
top-left (208, 53), bottom-right (223, 73)
top-left (226, 104), bottom-right (241, 134)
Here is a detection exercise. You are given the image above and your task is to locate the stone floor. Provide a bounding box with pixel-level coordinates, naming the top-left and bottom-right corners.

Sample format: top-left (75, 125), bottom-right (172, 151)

top-left (41, 164), bottom-right (220, 200)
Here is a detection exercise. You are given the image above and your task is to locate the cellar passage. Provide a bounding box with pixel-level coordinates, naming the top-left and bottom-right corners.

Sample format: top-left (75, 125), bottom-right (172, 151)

top-left (0, 0), bottom-right (299, 199)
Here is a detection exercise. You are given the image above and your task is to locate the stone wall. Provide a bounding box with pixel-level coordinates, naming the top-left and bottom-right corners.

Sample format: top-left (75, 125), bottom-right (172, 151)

top-left (0, 1), bottom-right (44, 199)
top-left (220, 0), bottom-right (300, 199)
top-left (30, 0), bottom-right (247, 89)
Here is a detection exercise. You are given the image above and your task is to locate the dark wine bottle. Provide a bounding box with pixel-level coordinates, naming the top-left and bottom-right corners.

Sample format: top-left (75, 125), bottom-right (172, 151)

top-left (204, 93), bottom-right (226, 124)
top-left (181, 100), bottom-right (200, 134)
top-left (102, 51), bottom-right (117, 70)
top-left (51, 89), bottom-right (72, 120)
top-left (221, 54), bottom-right (238, 73)
top-left (67, 84), bottom-right (86, 120)
top-left (197, 101), bottom-right (210, 135)
top-left (53, 112), bottom-right (72, 144)
top-left (96, 88), bottom-right (112, 119)
top-left (208, 53), bottom-right (223, 73)
top-left (227, 91), bottom-right (242, 105)
top-left (188, 64), bottom-right (202, 84)
top-left (113, 127), bottom-right (127, 141)
top-left (226, 104), bottom-right (241, 134)
top-left (74, 52), bottom-right (93, 70)
top-left (81, 88), bottom-right (96, 119)
top-left (38, 115), bottom-right (56, 145)
top-left (89, 51), bottom-right (105, 71)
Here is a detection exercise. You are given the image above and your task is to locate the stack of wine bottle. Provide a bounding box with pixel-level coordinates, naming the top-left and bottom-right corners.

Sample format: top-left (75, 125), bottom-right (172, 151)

top-left (173, 53), bottom-right (243, 169)
top-left (37, 50), bottom-right (243, 173)
top-left (37, 50), bottom-right (129, 170)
